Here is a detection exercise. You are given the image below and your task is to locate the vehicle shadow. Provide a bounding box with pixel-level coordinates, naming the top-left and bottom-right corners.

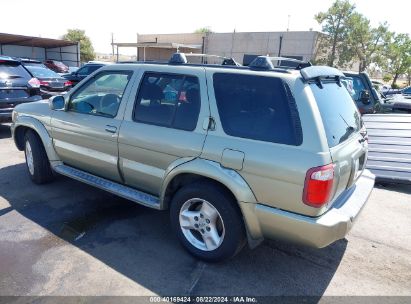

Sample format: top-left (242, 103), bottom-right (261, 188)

top-left (375, 182), bottom-right (411, 195)
top-left (0, 163), bottom-right (347, 297)
top-left (0, 123), bottom-right (11, 139)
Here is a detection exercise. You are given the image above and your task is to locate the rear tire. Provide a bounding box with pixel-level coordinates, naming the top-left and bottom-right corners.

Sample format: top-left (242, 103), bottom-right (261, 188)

top-left (170, 181), bottom-right (246, 262)
top-left (24, 130), bottom-right (54, 184)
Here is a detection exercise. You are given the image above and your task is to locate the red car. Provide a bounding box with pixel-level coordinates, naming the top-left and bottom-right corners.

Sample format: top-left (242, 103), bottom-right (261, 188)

top-left (44, 60), bottom-right (69, 73)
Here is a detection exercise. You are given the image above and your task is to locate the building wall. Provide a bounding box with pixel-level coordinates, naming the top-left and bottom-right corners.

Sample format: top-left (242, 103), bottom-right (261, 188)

top-left (1, 45), bottom-right (46, 61)
top-left (45, 45), bottom-right (80, 67)
top-left (137, 31), bottom-right (320, 64)
top-left (206, 31), bottom-right (319, 64)
top-left (138, 33), bottom-right (204, 46)
top-left (137, 47), bottom-right (200, 61)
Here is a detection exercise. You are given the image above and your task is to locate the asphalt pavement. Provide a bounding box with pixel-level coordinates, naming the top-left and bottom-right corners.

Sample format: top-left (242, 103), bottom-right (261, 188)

top-left (0, 123), bottom-right (410, 298)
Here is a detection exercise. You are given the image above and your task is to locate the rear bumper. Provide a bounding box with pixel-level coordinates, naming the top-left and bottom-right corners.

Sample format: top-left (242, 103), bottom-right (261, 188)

top-left (253, 170), bottom-right (375, 248)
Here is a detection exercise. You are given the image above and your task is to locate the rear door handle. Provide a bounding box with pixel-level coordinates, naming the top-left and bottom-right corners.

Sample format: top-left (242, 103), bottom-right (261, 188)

top-left (105, 125), bottom-right (117, 134)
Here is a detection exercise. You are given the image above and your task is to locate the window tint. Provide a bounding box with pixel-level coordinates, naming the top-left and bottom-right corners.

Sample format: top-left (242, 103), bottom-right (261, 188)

top-left (88, 65), bottom-right (102, 73)
top-left (77, 66), bottom-right (89, 75)
top-left (78, 65), bottom-right (102, 76)
top-left (311, 82), bottom-right (362, 148)
top-left (133, 72), bottom-right (201, 131)
top-left (0, 62), bottom-right (31, 79)
top-left (213, 73), bottom-right (301, 145)
top-left (69, 71), bottom-right (132, 117)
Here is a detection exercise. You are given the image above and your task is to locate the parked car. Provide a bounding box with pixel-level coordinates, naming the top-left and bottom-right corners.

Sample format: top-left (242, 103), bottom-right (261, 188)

top-left (343, 71), bottom-right (411, 114)
top-left (62, 62), bottom-right (109, 87)
top-left (402, 86), bottom-right (411, 98)
top-left (0, 56), bottom-right (42, 123)
top-left (342, 71), bottom-right (384, 114)
top-left (44, 60), bottom-right (69, 73)
top-left (11, 54), bottom-right (374, 261)
top-left (24, 65), bottom-right (72, 99)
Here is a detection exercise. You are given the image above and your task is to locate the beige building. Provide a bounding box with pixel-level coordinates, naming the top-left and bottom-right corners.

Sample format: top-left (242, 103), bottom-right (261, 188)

top-left (112, 31), bottom-right (323, 65)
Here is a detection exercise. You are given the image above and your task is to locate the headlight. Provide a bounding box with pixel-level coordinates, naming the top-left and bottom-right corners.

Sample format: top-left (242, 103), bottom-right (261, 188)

top-left (12, 110), bottom-right (18, 123)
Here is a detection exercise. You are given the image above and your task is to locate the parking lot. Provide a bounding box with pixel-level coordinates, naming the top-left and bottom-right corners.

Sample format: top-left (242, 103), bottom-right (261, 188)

top-left (0, 123), bottom-right (410, 297)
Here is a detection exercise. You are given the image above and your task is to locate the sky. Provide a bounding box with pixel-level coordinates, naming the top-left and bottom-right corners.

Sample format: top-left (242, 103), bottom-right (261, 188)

top-left (1, 0), bottom-right (410, 54)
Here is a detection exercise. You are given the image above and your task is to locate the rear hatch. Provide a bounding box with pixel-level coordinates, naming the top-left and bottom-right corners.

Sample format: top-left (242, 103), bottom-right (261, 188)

top-left (0, 59), bottom-right (39, 103)
top-left (310, 80), bottom-right (368, 208)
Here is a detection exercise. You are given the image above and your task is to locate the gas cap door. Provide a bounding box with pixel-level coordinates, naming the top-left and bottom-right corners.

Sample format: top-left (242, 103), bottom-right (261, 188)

top-left (221, 148), bottom-right (245, 170)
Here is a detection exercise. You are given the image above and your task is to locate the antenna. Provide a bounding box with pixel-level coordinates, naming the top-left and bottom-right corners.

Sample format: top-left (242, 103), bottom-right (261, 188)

top-left (287, 15), bottom-right (291, 31)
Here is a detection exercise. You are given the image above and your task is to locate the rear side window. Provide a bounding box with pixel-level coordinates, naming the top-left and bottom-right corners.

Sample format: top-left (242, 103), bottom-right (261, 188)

top-left (213, 73), bottom-right (302, 145)
top-left (133, 72), bottom-right (201, 131)
top-left (311, 82), bottom-right (362, 148)
top-left (0, 61), bottom-right (31, 79)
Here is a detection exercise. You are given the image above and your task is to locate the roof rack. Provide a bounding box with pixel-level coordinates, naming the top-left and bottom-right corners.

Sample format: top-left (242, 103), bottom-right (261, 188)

top-left (169, 52), bottom-right (241, 66)
top-left (249, 56), bottom-right (312, 70)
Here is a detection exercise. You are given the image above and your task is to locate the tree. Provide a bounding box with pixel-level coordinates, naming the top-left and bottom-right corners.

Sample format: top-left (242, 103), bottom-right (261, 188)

top-left (383, 33), bottom-right (411, 86)
top-left (194, 27), bottom-right (213, 34)
top-left (62, 29), bottom-right (95, 62)
top-left (315, 0), bottom-right (356, 67)
top-left (347, 14), bottom-right (390, 71)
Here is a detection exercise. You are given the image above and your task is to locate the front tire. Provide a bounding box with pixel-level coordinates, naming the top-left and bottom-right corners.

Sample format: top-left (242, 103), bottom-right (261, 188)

top-left (170, 181), bottom-right (246, 262)
top-left (24, 131), bottom-right (54, 184)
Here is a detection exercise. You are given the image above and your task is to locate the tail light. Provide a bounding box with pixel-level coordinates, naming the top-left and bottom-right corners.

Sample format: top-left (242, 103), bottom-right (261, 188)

top-left (39, 80), bottom-right (50, 86)
top-left (28, 78), bottom-right (40, 88)
top-left (64, 80), bottom-right (73, 87)
top-left (303, 164), bottom-right (335, 208)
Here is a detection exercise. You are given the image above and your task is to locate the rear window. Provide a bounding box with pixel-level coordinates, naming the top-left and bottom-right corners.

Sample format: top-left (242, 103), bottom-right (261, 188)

top-left (26, 66), bottom-right (59, 78)
top-left (213, 73), bottom-right (302, 145)
top-left (0, 61), bottom-right (31, 79)
top-left (311, 82), bottom-right (362, 148)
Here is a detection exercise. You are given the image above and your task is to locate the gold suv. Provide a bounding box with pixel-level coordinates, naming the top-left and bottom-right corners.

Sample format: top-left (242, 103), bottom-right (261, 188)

top-left (11, 54), bottom-right (375, 261)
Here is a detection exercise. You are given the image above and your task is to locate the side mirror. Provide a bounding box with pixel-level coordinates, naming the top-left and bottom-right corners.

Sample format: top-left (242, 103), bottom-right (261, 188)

top-left (360, 90), bottom-right (371, 105)
top-left (49, 95), bottom-right (65, 111)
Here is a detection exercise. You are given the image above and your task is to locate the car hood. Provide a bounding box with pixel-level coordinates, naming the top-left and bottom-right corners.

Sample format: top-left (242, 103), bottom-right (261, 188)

top-left (14, 100), bottom-right (53, 124)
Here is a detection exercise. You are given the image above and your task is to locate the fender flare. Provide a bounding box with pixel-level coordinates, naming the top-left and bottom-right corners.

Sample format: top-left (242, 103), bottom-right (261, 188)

top-left (12, 116), bottom-right (61, 162)
top-left (160, 158), bottom-right (264, 241)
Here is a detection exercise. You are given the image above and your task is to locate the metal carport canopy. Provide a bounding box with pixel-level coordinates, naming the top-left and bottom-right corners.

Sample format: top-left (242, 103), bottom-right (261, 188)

top-left (0, 33), bottom-right (80, 66)
top-left (0, 33), bottom-right (77, 48)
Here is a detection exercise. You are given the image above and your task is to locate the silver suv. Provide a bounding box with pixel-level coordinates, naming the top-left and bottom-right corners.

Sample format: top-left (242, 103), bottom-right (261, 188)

top-left (11, 54), bottom-right (375, 262)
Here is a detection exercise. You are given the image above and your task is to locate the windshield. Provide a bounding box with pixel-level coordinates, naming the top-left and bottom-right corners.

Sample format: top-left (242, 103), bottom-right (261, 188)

top-left (311, 81), bottom-right (362, 148)
top-left (26, 66), bottom-right (60, 78)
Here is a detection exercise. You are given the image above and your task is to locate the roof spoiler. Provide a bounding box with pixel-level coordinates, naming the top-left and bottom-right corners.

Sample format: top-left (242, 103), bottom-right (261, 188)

top-left (249, 56), bottom-right (312, 70)
top-left (300, 66), bottom-right (344, 81)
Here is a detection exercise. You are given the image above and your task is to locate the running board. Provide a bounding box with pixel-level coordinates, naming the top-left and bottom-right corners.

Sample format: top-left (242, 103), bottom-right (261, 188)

top-left (53, 164), bottom-right (161, 209)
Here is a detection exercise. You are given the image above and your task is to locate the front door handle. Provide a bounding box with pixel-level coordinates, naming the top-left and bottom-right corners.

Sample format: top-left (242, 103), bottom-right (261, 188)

top-left (105, 125), bottom-right (117, 134)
